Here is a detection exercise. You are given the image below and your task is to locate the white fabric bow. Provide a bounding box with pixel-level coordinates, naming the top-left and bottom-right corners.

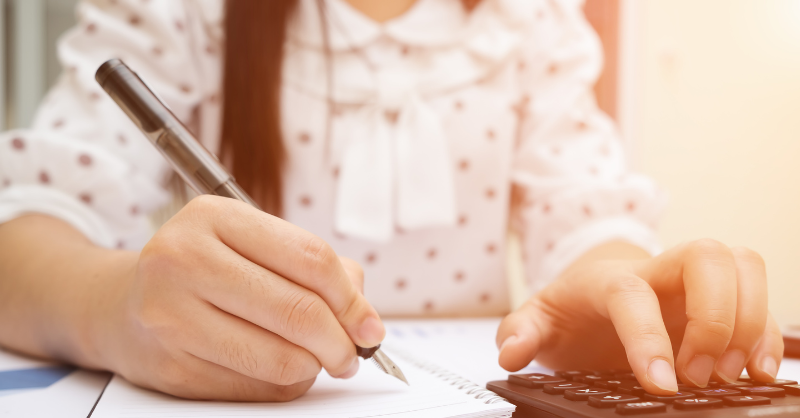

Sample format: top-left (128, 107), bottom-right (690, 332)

top-left (335, 70), bottom-right (457, 241)
top-left (284, 0), bottom-right (538, 241)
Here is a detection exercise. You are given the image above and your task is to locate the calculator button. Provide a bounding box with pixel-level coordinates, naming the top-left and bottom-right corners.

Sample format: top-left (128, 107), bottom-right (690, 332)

top-left (691, 388), bottom-right (741, 398)
top-left (589, 394), bottom-right (640, 408)
top-left (596, 379), bottom-right (634, 390)
top-left (614, 372), bottom-right (637, 380)
top-left (740, 386), bottom-right (785, 397)
top-left (643, 391), bottom-right (696, 403)
top-left (617, 382), bottom-right (646, 396)
top-left (785, 384), bottom-right (800, 396)
top-left (564, 388), bottom-right (612, 401)
top-left (673, 397), bottom-right (723, 410)
top-left (508, 373), bottom-right (566, 388)
top-left (576, 375), bottom-right (606, 384)
top-left (543, 382), bottom-right (589, 394)
top-left (615, 401), bottom-right (667, 415)
top-left (594, 369), bottom-right (630, 376)
top-left (763, 379), bottom-right (798, 387)
top-left (722, 395), bottom-right (771, 406)
top-left (706, 380), bottom-right (721, 388)
top-left (555, 370), bottom-right (592, 381)
top-left (719, 381), bottom-right (752, 388)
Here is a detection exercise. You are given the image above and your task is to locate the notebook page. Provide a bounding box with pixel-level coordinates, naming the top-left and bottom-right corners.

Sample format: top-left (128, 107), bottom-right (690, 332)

top-left (91, 345), bottom-right (513, 418)
top-left (382, 318), bottom-right (550, 385)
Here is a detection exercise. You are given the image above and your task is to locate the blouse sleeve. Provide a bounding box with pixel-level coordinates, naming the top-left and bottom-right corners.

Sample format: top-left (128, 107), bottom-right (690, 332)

top-left (511, 0), bottom-right (667, 294)
top-left (0, 0), bottom-right (209, 249)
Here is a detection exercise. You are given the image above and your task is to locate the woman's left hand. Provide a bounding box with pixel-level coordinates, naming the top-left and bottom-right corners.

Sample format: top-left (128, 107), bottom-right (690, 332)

top-left (496, 239), bottom-right (784, 395)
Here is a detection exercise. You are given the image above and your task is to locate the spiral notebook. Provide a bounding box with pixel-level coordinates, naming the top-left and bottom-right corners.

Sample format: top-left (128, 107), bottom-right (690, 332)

top-left (89, 344), bottom-right (515, 418)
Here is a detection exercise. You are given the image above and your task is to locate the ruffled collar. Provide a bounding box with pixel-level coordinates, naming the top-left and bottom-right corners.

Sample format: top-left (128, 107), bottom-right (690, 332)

top-left (288, 0), bottom-right (536, 52)
top-left (284, 0), bottom-right (540, 241)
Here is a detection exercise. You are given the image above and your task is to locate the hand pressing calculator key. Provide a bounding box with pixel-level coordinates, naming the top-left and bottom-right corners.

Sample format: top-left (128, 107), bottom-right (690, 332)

top-left (487, 370), bottom-right (800, 417)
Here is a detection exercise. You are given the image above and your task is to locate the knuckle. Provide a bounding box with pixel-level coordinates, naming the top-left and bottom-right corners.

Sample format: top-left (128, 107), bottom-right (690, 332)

top-left (730, 246), bottom-right (766, 269)
top-left (694, 311), bottom-right (736, 341)
top-left (215, 338), bottom-right (260, 378)
top-left (628, 323), bottom-right (668, 344)
top-left (271, 348), bottom-right (309, 386)
top-left (607, 275), bottom-right (651, 299)
top-left (299, 236), bottom-right (338, 277)
top-left (687, 238), bottom-right (732, 259)
top-left (186, 194), bottom-right (221, 213)
top-left (279, 291), bottom-right (326, 338)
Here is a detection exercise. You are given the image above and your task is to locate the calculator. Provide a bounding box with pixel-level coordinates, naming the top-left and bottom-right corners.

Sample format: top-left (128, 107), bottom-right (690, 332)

top-left (487, 370), bottom-right (800, 417)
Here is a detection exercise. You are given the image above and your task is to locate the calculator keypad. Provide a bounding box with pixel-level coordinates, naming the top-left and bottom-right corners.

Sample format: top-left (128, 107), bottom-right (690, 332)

top-left (490, 369), bottom-right (800, 417)
top-left (616, 401), bottom-right (666, 415)
top-left (543, 382), bottom-right (589, 394)
top-left (722, 395), bottom-right (771, 406)
top-left (642, 391), bottom-right (695, 403)
top-left (690, 388), bottom-right (741, 398)
top-left (508, 373), bottom-right (566, 388)
top-left (672, 397), bottom-right (722, 410)
top-left (739, 386), bottom-right (785, 397)
top-left (588, 394), bottom-right (640, 408)
top-left (564, 388), bottom-right (612, 401)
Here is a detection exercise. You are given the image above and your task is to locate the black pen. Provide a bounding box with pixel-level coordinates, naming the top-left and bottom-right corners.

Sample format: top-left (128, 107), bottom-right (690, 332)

top-left (95, 58), bottom-right (408, 385)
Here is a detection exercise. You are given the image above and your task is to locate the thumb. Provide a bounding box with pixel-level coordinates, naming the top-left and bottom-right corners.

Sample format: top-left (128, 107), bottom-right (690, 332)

top-left (496, 301), bottom-right (547, 371)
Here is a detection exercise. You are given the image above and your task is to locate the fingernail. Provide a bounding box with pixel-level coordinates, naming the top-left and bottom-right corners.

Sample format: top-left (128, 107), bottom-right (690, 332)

top-left (760, 356), bottom-right (778, 381)
top-left (647, 359), bottom-right (678, 392)
top-left (715, 349), bottom-right (746, 383)
top-left (357, 316), bottom-right (385, 347)
top-left (499, 335), bottom-right (518, 353)
top-left (684, 355), bottom-right (715, 387)
top-left (334, 357), bottom-right (359, 379)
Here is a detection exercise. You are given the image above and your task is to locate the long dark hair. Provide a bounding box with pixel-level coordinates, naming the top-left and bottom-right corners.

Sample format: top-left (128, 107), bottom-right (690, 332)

top-left (220, 0), bottom-right (481, 216)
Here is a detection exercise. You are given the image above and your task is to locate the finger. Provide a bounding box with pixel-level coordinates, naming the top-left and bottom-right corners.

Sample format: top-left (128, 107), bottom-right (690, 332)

top-left (175, 298), bottom-right (322, 386)
top-left (140, 352), bottom-right (316, 402)
top-left (641, 239), bottom-right (738, 388)
top-left (712, 247), bottom-right (768, 383)
top-left (339, 257), bottom-right (364, 294)
top-left (603, 274), bottom-right (678, 395)
top-left (185, 239), bottom-right (359, 378)
top-left (183, 196), bottom-right (384, 348)
top-left (745, 313), bottom-right (784, 382)
top-left (496, 301), bottom-right (546, 372)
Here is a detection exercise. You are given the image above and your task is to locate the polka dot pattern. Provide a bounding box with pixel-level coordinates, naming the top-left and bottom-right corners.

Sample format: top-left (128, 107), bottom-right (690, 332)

top-left (78, 154), bottom-right (93, 166)
top-left (79, 193), bottom-right (92, 205)
top-left (0, 0), bottom-right (664, 318)
top-left (11, 138), bottom-right (25, 151)
top-left (38, 171), bottom-right (51, 185)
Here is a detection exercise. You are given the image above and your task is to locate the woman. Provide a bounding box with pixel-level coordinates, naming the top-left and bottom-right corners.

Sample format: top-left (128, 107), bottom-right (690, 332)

top-left (0, 0), bottom-right (783, 402)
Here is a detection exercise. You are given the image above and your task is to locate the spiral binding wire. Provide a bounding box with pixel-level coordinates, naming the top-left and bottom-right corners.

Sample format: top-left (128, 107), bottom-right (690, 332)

top-left (383, 347), bottom-right (508, 405)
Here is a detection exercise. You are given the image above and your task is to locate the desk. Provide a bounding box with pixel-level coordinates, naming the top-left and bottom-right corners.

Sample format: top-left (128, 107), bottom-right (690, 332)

top-left (2, 319), bottom-right (799, 417)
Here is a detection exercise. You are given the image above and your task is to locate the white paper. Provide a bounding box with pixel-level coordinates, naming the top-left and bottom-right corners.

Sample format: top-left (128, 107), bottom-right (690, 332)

top-left (0, 347), bottom-right (110, 417)
top-left (91, 342), bottom-right (514, 418)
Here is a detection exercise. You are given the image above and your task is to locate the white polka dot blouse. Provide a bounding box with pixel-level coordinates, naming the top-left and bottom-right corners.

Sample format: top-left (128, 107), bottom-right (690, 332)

top-left (0, 0), bottom-right (666, 316)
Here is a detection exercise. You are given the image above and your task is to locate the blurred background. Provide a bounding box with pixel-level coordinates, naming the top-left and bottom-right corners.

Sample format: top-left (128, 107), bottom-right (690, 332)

top-left (0, 0), bottom-right (798, 325)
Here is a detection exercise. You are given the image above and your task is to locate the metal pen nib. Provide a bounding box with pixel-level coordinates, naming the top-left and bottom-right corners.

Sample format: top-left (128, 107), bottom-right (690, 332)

top-left (356, 345), bottom-right (409, 385)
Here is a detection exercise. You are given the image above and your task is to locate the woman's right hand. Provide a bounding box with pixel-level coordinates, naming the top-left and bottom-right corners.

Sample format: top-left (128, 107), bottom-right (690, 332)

top-left (95, 195), bottom-right (384, 401)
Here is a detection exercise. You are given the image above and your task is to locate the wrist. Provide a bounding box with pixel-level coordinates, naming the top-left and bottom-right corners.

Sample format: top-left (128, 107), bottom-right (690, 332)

top-left (79, 248), bottom-right (139, 371)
